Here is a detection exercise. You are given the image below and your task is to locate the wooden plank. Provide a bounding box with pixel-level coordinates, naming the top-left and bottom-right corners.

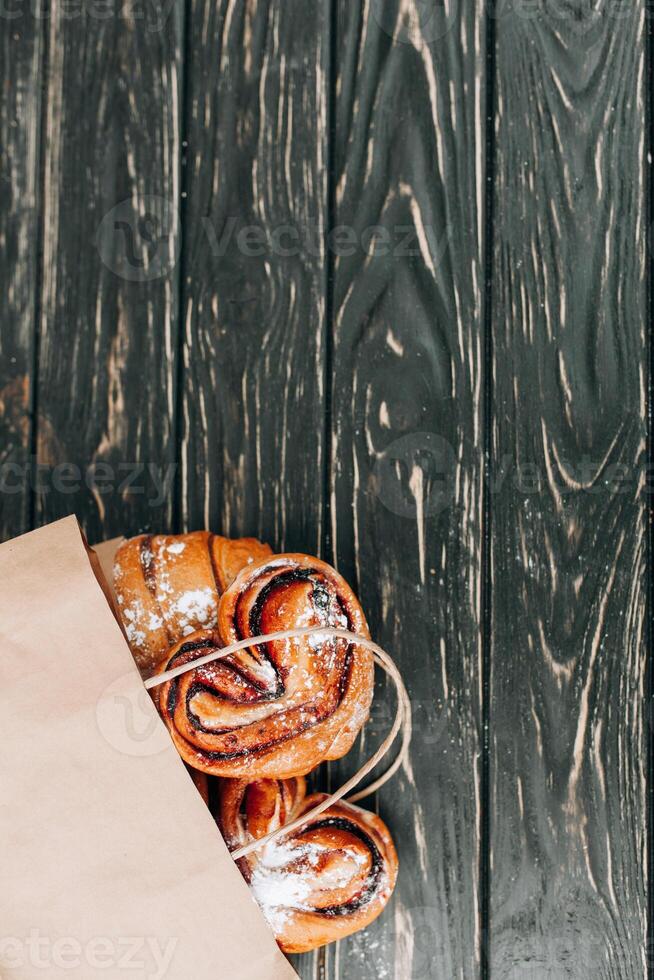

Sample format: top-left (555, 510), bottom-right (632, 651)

top-left (489, 5), bottom-right (648, 976)
top-left (179, 0), bottom-right (329, 559)
top-left (179, 7), bottom-right (329, 973)
top-left (330, 2), bottom-right (486, 976)
top-left (0, 14), bottom-right (44, 540)
top-left (35, 0), bottom-right (183, 542)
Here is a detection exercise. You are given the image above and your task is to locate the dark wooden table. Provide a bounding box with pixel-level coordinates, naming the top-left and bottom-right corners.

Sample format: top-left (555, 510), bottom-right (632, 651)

top-left (1, 1), bottom-right (649, 977)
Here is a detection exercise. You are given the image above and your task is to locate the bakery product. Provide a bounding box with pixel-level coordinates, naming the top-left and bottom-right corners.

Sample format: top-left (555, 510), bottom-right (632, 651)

top-left (110, 528), bottom-right (400, 956)
top-left (153, 553), bottom-right (374, 778)
top-left (113, 532), bottom-right (272, 675)
top-left (218, 776), bottom-right (398, 953)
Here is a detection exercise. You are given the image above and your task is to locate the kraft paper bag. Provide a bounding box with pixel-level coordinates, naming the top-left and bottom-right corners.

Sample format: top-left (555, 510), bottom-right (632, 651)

top-left (0, 516), bottom-right (298, 980)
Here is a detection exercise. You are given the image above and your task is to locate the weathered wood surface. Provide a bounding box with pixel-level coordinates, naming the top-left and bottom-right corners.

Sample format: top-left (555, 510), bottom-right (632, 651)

top-left (179, 0), bottom-right (329, 558)
top-left (0, 0), bottom-right (650, 977)
top-left (0, 12), bottom-right (44, 538)
top-left (329, 2), bottom-right (486, 977)
top-left (34, 0), bottom-right (183, 542)
top-left (490, 2), bottom-right (649, 976)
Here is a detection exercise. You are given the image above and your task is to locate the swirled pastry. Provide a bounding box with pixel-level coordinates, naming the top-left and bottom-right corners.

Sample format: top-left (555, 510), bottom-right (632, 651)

top-left (153, 554), bottom-right (374, 778)
top-left (113, 532), bottom-right (272, 675)
top-left (218, 776), bottom-right (398, 953)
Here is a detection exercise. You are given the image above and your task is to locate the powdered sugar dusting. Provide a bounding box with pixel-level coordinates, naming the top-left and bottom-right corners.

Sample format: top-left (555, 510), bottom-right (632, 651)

top-left (125, 622), bottom-right (147, 647)
top-left (170, 587), bottom-right (217, 635)
top-left (250, 841), bottom-right (315, 931)
top-left (120, 599), bottom-right (148, 647)
top-left (249, 837), bottom-right (372, 933)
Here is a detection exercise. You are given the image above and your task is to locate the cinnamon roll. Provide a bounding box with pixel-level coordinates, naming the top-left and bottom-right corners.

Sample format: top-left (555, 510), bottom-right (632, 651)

top-left (113, 532), bottom-right (272, 675)
top-left (218, 776), bottom-right (398, 953)
top-left (153, 554), bottom-right (374, 778)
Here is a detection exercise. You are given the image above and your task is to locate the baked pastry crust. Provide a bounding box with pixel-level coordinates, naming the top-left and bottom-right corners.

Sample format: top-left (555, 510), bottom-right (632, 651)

top-left (153, 553), bottom-right (374, 778)
top-left (113, 532), bottom-right (272, 675)
top-left (218, 776), bottom-right (398, 953)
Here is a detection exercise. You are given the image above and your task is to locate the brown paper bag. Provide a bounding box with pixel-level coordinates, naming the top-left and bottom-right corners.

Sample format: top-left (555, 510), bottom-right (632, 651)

top-left (0, 516), bottom-right (298, 980)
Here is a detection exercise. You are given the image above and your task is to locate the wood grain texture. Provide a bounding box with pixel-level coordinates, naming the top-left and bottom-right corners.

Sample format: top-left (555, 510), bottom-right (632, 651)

top-left (1, 0), bottom-right (650, 975)
top-left (179, 0), bottom-right (329, 557)
top-left (0, 12), bottom-right (44, 540)
top-left (490, 3), bottom-right (648, 976)
top-left (34, 0), bottom-right (183, 542)
top-left (329, 2), bottom-right (486, 976)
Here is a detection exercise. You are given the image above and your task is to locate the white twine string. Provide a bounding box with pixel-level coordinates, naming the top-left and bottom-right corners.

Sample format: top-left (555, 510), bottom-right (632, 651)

top-left (145, 627), bottom-right (413, 861)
